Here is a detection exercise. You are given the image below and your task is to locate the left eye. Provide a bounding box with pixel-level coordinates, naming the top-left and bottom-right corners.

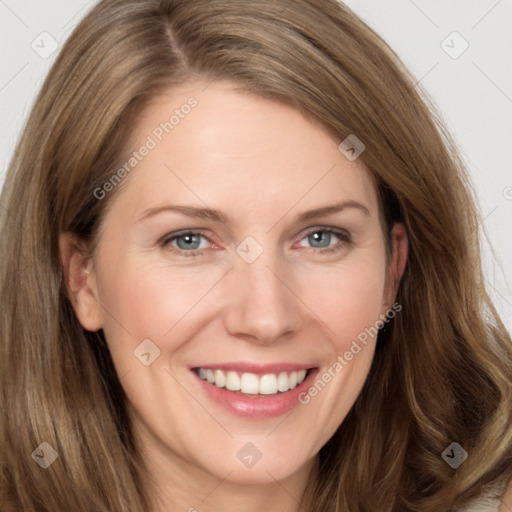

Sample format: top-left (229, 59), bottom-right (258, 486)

top-left (298, 228), bottom-right (345, 250)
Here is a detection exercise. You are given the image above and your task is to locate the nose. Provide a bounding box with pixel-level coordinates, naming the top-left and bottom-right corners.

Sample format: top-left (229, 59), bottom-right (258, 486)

top-left (222, 244), bottom-right (304, 345)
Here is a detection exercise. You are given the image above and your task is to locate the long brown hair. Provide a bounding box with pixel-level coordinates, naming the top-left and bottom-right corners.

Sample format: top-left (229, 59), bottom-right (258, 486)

top-left (1, 0), bottom-right (511, 510)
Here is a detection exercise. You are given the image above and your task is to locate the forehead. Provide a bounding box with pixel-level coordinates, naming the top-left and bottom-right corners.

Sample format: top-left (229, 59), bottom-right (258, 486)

top-left (112, 80), bottom-right (379, 225)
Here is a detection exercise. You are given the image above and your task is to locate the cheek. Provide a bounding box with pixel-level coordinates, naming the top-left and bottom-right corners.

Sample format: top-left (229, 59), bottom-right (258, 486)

top-left (95, 252), bottom-right (228, 354)
top-left (303, 255), bottom-right (387, 347)
top-left (289, 256), bottom-right (388, 457)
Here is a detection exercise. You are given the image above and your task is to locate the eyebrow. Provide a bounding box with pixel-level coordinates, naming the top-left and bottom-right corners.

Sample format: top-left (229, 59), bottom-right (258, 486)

top-left (136, 200), bottom-right (370, 224)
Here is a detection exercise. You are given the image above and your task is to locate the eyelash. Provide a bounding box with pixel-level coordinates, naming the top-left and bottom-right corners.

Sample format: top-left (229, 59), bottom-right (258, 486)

top-left (159, 226), bottom-right (352, 259)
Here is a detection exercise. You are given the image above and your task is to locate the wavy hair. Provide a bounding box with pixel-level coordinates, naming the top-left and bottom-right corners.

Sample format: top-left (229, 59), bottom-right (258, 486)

top-left (1, 0), bottom-right (511, 510)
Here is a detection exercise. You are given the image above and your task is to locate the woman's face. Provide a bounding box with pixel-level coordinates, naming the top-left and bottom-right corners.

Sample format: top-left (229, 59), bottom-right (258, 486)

top-left (64, 80), bottom-right (407, 487)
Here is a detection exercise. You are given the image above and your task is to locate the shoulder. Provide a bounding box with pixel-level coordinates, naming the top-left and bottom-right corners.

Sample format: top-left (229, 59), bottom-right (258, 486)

top-left (456, 496), bottom-right (501, 512)
top-left (455, 479), bottom-right (512, 512)
top-left (498, 478), bottom-right (512, 512)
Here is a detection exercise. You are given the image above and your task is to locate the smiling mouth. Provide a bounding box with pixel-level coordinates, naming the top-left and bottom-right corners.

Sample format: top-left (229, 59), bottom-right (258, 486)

top-left (193, 367), bottom-right (316, 396)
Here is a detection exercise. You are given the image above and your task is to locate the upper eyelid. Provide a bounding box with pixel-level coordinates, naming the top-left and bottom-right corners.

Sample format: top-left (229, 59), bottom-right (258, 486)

top-left (301, 225), bottom-right (350, 237)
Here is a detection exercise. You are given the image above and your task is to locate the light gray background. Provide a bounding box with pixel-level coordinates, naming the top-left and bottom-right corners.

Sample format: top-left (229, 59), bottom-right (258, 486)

top-left (1, 0), bottom-right (511, 332)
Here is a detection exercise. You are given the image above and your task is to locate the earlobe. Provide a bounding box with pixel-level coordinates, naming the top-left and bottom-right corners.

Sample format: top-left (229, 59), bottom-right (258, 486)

top-left (59, 232), bottom-right (102, 332)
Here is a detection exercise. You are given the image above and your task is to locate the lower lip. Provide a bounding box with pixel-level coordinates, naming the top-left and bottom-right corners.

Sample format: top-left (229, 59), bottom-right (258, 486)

top-left (191, 368), bottom-right (319, 419)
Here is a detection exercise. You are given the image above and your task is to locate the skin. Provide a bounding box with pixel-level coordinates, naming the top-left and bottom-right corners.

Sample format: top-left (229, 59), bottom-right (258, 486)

top-left (502, 485), bottom-right (512, 512)
top-left (60, 80), bottom-right (408, 512)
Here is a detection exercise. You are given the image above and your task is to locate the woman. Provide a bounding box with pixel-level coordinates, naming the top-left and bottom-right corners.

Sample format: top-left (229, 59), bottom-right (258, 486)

top-left (1, 0), bottom-right (511, 510)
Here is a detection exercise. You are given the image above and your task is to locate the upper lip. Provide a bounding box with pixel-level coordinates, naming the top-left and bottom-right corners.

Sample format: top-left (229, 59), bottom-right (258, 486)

top-left (190, 362), bottom-right (317, 375)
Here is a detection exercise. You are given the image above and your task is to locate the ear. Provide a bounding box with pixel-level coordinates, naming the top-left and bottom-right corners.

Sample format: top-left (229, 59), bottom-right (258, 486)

top-left (382, 222), bottom-right (408, 311)
top-left (59, 232), bottom-right (102, 332)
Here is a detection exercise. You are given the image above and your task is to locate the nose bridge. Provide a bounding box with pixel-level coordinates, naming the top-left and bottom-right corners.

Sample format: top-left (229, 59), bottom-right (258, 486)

top-left (223, 235), bottom-right (303, 343)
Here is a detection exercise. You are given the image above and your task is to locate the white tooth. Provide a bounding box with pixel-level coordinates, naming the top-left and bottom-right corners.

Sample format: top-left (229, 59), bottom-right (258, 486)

top-left (203, 368), bottom-right (308, 394)
top-left (214, 369), bottom-right (226, 388)
top-left (259, 374), bottom-right (278, 395)
top-left (240, 372), bottom-right (259, 394)
top-left (225, 371), bottom-right (241, 391)
top-left (277, 372), bottom-right (290, 392)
